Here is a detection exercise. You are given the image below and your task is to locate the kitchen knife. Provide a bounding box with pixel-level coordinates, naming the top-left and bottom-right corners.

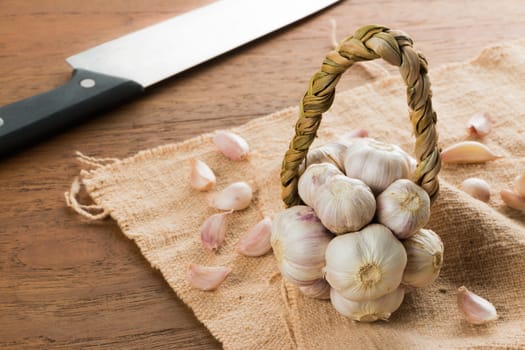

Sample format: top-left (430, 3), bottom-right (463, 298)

top-left (0, 0), bottom-right (340, 157)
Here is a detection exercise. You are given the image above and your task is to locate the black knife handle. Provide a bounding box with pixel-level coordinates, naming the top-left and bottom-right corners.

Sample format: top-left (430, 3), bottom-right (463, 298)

top-left (0, 68), bottom-right (144, 158)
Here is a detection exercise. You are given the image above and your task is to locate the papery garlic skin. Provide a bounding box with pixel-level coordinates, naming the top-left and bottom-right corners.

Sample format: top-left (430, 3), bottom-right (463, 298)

top-left (208, 182), bottom-right (253, 211)
top-left (402, 229), bottom-right (444, 288)
top-left (236, 217), bottom-right (272, 257)
top-left (189, 159), bottom-right (216, 191)
top-left (271, 206), bottom-right (334, 286)
top-left (457, 286), bottom-right (498, 324)
top-left (213, 131), bottom-right (250, 161)
top-left (324, 224), bottom-right (407, 301)
top-left (461, 177), bottom-right (491, 202)
top-left (344, 138), bottom-right (411, 194)
top-left (299, 279), bottom-right (331, 300)
top-left (330, 287), bottom-right (405, 322)
top-left (376, 179), bottom-right (430, 239)
top-left (314, 175), bottom-right (376, 234)
top-left (299, 141), bottom-right (349, 174)
top-left (187, 263), bottom-right (231, 291)
top-left (298, 163), bottom-right (343, 207)
top-left (467, 112), bottom-right (492, 137)
top-left (200, 211), bottom-right (231, 251)
top-left (441, 141), bottom-right (502, 164)
top-left (514, 172), bottom-right (525, 197)
top-left (500, 189), bottom-right (525, 212)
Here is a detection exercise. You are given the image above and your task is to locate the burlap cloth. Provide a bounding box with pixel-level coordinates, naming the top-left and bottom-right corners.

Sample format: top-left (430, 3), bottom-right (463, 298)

top-left (70, 40), bottom-right (525, 349)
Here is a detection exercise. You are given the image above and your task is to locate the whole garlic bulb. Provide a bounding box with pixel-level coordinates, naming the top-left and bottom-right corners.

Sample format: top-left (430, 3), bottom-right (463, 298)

top-left (299, 278), bottom-right (331, 300)
top-left (271, 206), bottom-right (334, 286)
top-left (376, 179), bottom-right (431, 239)
top-left (324, 224), bottom-right (407, 301)
top-left (330, 287), bottom-right (405, 322)
top-left (402, 229), bottom-right (444, 288)
top-left (344, 138), bottom-right (411, 194)
top-left (298, 163), bottom-right (343, 207)
top-left (314, 175), bottom-right (376, 234)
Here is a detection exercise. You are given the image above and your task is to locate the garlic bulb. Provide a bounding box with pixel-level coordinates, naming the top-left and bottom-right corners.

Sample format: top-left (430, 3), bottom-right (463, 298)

top-left (299, 141), bottom-right (349, 174)
top-left (467, 112), bottom-right (492, 138)
top-left (441, 141), bottom-right (502, 164)
top-left (299, 279), bottom-right (331, 300)
top-left (298, 163), bottom-right (342, 207)
top-left (236, 217), bottom-right (272, 257)
top-left (402, 229), bottom-right (444, 288)
top-left (189, 159), bottom-right (216, 191)
top-left (324, 224), bottom-right (407, 301)
top-left (514, 172), bottom-right (525, 197)
top-left (187, 263), bottom-right (231, 291)
top-left (457, 286), bottom-right (498, 324)
top-left (314, 175), bottom-right (376, 234)
top-left (208, 181), bottom-right (253, 211)
top-left (271, 206), bottom-right (333, 286)
top-left (461, 177), bottom-right (491, 202)
top-left (376, 179), bottom-right (430, 239)
top-left (213, 131), bottom-right (250, 161)
top-left (344, 138), bottom-right (411, 194)
top-left (330, 287), bottom-right (405, 322)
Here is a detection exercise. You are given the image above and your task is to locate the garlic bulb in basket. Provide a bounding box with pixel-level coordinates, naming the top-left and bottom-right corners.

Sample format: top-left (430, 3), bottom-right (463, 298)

top-left (298, 163), bottom-right (343, 207)
top-left (324, 224), bottom-right (407, 301)
top-left (344, 138), bottom-right (411, 195)
top-left (299, 141), bottom-right (350, 174)
top-left (314, 175), bottom-right (376, 234)
top-left (271, 206), bottom-right (334, 286)
top-left (402, 229), bottom-right (444, 288)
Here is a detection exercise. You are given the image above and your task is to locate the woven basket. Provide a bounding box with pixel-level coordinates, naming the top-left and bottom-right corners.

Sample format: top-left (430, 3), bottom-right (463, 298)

top-left (280, 25), bottom-right (441, 207)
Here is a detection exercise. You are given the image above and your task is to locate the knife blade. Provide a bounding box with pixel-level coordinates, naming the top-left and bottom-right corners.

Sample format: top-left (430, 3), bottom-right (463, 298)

top-left (0, 0), bottom-right (340, 157)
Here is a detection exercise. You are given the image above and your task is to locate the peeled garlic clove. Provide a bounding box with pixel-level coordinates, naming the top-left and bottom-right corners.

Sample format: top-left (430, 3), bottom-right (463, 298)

top-left (457, 286), bottom-right (498, 324)
top-left (376, 179), bottom-right (430, 239)
top-left (189, 159), bottom-right (216, 191)
top-left (299, 142), bottom-right (349, 174)
top-left (213, 131), bottom-right (249, 161)
top-left (208, 181), bottom-right (253, 211)
top-left (299, 279), bottom-right (331, 300)
top-left (236, 217), bottom-right (272, 257)
top-left (324, 224), bottom-right (407, 301)
top-left (461, 177), bottom-right (490, 202)
top-left (200, 211), bottom-right (231, 251)
top-left (298, 163), bottom-right (343, 207)
top-left (514, 172), bottom-right (525, 197)
top-left (402, 229), bottom-right (444, 288)
top-left (500, 189), bottom-right (525, 212)
top-left (344, 138), bottom-right (411, 194)
top-left (330, 287), bottom-right (405, 322)
top-left (271, 206), bottom-right (333, 286)
top-left (467, 112), bottom-right (492, 137)
top-left (314, 175), bottom-right (376, 234)
top-left (187, 263), bottom-right (231, 291)
top-left (441, 141), bottom-right (502, 164)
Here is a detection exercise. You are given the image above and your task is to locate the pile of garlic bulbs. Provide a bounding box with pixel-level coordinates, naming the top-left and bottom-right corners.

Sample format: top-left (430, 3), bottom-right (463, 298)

top-left (271, 137), bottom-right (444, 322)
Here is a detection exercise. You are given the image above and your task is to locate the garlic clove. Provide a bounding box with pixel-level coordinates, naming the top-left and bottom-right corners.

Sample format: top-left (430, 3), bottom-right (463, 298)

top-left (299, 279), bottom-right (331, 300)
top-left (467, 112), bottom-right (492, 137)
top-left (324, 224), bottom-right (407, 301)
top-left (330, 287), bottom-right (405, 322)
top-left (457, 286), bottom-right (498, 324)
top-left (461, 177), bottom-right (490, 202)
top-left (514, 172), bottom-right (525, 197)
top-left (189, 159), bottom-right (216, 191)
top-left (200, 211), bottom-right (231, 251)
top-left (314, 175), bottom-right (376, 234)
top-left (298, 163), bottom-right (343, 207)
top-left (344, 138), bottom-right (411, 194)
top-left (271, 206), bottom-right (334, 286)
top-left (500, 189), bottom-right (525, 212)
top-left (213, 131), bottom-right (250, 161)
top-left (340, 128), bottom-right (369, 139)
top-left (402, 229), bottom-right (444, 288)
top-left (208, 181), bottom-right (253, 211)
top-left (187, 263), bottom-right (231, 291)
top-left (376, 179), bottom-right (430, 239)
top-left (441, 141), bottom-right (502, 164)
top-left (236, 217), bottom-right (272, 257)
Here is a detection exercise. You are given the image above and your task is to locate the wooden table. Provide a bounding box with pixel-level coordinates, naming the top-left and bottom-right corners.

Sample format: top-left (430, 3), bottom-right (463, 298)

top-left (1, 1), bottom-right (524, 348)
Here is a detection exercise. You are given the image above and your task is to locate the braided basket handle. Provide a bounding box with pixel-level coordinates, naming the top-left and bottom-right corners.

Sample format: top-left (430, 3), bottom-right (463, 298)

top-left (280, 25), bottom-right (441, 207)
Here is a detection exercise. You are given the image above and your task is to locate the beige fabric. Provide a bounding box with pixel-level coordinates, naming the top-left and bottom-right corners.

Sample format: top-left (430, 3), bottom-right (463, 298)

top-left (74, 41), bottom-right (525, 349)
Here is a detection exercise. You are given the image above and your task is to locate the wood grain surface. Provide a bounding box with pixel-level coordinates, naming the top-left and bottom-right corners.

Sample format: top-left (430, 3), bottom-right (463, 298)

top-left (1, 0), bottom-right (524, 348)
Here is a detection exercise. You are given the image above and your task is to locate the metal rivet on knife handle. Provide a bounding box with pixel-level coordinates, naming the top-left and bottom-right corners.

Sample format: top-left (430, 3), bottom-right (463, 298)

top-left (80, 79), bottom-right (96, 88)
top-left (0, 118), bottom-right (4, 128)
